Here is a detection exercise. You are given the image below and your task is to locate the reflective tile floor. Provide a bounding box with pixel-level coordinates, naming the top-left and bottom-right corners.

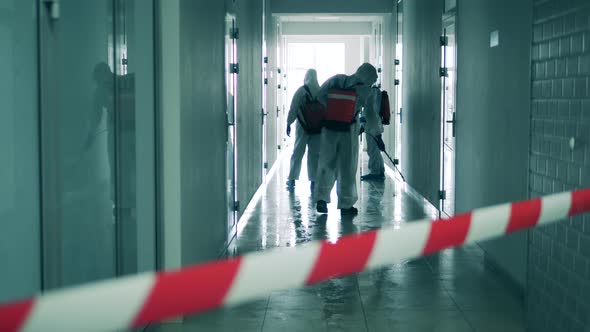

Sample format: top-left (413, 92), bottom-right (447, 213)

top-left (150, 151), bottom-right (525, 332)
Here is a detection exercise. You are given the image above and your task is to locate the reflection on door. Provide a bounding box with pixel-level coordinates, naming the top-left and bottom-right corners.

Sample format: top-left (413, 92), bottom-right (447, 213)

top-left (225, 12), bottom-right (238, 239)
top-left (40, 0), bottom-right (117, 288)
top-left (40, 0), bottom-right (156, 289)
top-left (440, 18), bottom-right (456, 215)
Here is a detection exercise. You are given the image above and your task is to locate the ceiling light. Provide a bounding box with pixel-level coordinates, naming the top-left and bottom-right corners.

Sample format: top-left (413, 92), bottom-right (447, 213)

top-left (315, 16), bottom-right (340, 20)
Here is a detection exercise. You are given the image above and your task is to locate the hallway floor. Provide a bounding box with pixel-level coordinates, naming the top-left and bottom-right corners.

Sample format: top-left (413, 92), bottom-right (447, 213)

top-left (150, 151), bottom-right (525, 332)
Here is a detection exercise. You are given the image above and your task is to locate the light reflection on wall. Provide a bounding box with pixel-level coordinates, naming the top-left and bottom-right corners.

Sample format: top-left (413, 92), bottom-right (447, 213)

top-left (260, 180), bottom-right (270, 250)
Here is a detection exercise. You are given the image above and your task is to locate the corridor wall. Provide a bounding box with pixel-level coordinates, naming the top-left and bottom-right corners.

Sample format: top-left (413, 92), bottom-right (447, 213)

top-left (455, 0), bottom-right (532, 288)
top-left (527, 1), bottom-right (590, 330)
top-left (0, 0), bottom-right (41, 302)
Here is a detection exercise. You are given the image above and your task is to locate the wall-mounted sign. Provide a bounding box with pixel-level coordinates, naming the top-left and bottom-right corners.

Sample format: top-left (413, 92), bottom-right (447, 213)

top-left (490, 30), bottom-right (500, 48)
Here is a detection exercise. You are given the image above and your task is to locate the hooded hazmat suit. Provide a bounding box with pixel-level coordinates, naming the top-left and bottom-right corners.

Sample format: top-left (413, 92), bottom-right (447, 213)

top-left (286, 69), bottom-right (322, 186)
top-left (314, 63), bottom-right (378, 213)
top-left (361, 86), bottom-right (385, 179)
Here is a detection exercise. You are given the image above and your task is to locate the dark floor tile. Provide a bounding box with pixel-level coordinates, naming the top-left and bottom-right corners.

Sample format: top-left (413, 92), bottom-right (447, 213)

top-left (365, 309), bottom-right (473, 332)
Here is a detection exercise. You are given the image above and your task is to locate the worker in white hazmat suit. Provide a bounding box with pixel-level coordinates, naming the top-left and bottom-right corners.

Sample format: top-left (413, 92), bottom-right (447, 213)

top-left (360, 86), bottom-right (386, 181)
top-left (286, 69), bottom-right (321, 191)
top-left (314, 63), bottom-right (378, 215)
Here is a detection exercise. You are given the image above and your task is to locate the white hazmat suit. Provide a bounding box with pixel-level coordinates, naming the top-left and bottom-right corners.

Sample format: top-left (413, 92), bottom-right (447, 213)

top-left (286, 69), bottom-right (321, 188)
top-left (315, 63), bottom-right (378, 214)
top-left (361, 87), bottom-right (385, 180)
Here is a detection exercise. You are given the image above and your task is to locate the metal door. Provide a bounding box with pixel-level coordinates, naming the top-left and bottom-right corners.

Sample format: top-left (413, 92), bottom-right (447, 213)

top-left (225, 4), bottom-right (238, 239)
top-left (276, 23), bottom-right (284, 151)
top-left (440, 17), bottom-right (457, 215)
top-left (39, 0), bottom-right (118, 288)
top-left (395, 1), bottom-right (404, 165)
top-left (261, 0), bottom-right (268, 176)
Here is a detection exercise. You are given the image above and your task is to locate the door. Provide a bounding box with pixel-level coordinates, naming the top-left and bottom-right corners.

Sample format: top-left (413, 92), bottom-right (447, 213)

top-left (440, 17), bottom-right (457, 215)
top-left (261, 0), bottom-right (268, 176)
top-left (378, 22), bottom-right (383, 84)
top-left (40, 0), bottom-right (117, 288)
top-left (395, 1), bottom-right (403, 165)
top-left (275, 23), bottom-right (284, 151)
top-left (280, 33), bottom-right (288, 149)
top-left (225, 6), bottom-right (238, 239)
top-left (39, 0), bottom-right (156, 289)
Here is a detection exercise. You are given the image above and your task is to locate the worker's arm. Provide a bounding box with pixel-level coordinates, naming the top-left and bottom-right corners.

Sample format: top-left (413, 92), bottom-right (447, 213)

top-left (287, 86), bottom-right (306, 126)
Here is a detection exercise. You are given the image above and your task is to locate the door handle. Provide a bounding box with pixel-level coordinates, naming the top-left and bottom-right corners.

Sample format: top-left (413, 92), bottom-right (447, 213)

top-left (446, 112), bottom-right (456, 137)
top-left (261, 108), bottom-right (267, 125)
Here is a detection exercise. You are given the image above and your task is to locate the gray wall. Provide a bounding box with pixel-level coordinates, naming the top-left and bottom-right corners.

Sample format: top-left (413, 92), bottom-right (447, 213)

top-left (401, 0), bottom-right (443, 206)
top-left (455, 0), bottom-right (533, 287)
top-left (0, 0), bottom-right (41, 302)
top-left (236, 0), bottom-right (264, 217)
top-left (527, 1), bottom-right (590, 331)
top-left (272, 0), bottom-right (393, 14)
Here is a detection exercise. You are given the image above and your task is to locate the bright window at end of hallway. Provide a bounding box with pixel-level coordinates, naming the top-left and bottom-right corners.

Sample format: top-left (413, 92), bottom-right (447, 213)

top-left (286, 42), bottom-right (345, 105)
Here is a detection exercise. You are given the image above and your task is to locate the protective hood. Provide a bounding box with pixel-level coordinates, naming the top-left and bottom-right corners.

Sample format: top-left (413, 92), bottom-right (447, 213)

top-left (354, 63), bottom-right (378, 86)
top-left (304, 69), bottom-right (320, 97)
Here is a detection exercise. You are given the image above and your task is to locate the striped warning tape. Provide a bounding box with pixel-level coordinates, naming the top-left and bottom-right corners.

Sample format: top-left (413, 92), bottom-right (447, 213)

top-left (1, 188), bottom-right (590, 332)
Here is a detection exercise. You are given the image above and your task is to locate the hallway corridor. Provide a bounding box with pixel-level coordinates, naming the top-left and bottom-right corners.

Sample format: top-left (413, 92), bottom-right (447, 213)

top-left (151, 152), bottom-right (525, 332)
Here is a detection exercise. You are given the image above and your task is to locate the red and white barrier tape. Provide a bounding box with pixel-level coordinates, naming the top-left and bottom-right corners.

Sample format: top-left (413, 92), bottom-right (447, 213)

top-left (2, 188), bottom-right (590, 332)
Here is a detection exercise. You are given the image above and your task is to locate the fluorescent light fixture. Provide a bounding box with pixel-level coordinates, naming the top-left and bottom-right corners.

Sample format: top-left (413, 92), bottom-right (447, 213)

top-left (315, 16), bottom-right (340, 20)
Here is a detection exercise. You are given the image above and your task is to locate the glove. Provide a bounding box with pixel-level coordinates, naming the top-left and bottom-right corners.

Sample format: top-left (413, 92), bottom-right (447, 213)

top-left (286, 125), bottom-right (291, 137)
top-left (375, 134), bottom-right (386, 152)
top-left (359, 125), bottom-right (365, 136)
